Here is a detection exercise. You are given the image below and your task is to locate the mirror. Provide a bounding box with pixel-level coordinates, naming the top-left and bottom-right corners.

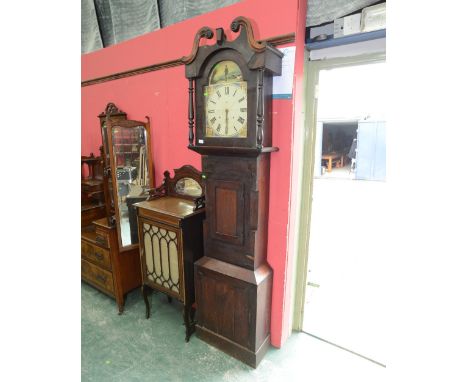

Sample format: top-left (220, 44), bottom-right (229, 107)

top-left (175, 177), bottom-right (202, 197)
top-left (109, 121), bottom-right (153, 248)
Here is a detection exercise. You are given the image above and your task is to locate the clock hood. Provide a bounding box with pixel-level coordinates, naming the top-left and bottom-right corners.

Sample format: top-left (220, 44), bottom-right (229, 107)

top-left (184, 16), bottom-right (283, 80)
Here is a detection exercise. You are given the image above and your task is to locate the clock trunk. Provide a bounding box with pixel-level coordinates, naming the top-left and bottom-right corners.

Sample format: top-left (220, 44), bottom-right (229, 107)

top-left (202, 155), bottom-right (270, 270)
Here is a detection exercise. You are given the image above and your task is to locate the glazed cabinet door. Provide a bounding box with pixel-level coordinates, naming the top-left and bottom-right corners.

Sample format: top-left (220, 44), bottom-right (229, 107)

top-left (139, 218), bottom-right (185, 302)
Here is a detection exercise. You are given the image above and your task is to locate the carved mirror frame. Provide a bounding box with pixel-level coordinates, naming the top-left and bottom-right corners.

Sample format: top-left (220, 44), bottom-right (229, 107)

top-left (150, 165), bottom-right (205, 210)
top-left (98, 103), bottom-right (128, 225)
top-left (107, 117), bottom-right (154, 251)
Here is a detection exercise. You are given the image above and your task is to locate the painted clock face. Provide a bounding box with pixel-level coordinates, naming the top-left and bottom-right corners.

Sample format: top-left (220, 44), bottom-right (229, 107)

top-left (204, 60), bottom-right (248, 138)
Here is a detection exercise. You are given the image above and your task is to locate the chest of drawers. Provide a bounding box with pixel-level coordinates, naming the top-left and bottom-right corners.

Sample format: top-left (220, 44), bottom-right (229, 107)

top-left (81, 218), bottom-right (141, 313)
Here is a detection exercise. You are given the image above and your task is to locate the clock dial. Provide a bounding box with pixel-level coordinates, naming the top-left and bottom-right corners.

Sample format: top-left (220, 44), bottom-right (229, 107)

top-left (204, 60), bottom-right (248, 138)
top-left (205, 82), bottom-right (247, 138)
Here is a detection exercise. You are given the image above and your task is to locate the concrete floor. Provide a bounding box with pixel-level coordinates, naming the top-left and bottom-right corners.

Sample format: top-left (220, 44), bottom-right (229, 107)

top-left (82, 283), bottom-right (386, 381)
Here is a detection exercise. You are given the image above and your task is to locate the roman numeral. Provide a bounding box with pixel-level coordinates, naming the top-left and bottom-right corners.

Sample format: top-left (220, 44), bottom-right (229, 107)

top-left (237, 116), bottom-right (245, 124)
top-left (240, 108), bottom-right (247, 112)
top-left (210, 100), bottom-right (216, 104)
top-left (210, 117), bottom-right (216, 124)
top-left (238, 97), bottom-right (245, 103)
top-left (233, 89), bottom-right (237, 96)
top-left (216, 90), bottom-right (221, 98)
top-left (208, 110), bottom-right (215, 113)
top-left (225, 86), bottom-right (229, 95)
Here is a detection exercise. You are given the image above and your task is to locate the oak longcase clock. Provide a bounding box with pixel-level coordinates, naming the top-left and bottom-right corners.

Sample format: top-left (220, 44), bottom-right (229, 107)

top-left (184, 16), bottom-right (283, 368)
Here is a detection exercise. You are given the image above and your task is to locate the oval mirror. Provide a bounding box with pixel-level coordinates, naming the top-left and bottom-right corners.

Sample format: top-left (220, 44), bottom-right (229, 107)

top-left (175, 177), bottom-right (202, 197)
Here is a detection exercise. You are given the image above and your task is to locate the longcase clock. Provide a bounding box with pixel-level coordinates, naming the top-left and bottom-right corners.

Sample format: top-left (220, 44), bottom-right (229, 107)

top-left (184, 16), bottom-right (283, 367)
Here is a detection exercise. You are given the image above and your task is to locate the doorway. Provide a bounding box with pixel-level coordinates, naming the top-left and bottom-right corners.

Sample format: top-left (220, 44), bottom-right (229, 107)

top-left (296, 55), bottom-right (387, 368)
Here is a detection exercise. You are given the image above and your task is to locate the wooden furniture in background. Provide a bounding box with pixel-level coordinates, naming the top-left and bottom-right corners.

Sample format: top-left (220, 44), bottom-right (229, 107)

top-left (81, 103), bottom-right (150, 314)
top-left (135, 165), bottom-right (205, 341)
top-left (321, 152), bottom-right (345, 172)
top-left (81, 150), bottom-right (106, 227)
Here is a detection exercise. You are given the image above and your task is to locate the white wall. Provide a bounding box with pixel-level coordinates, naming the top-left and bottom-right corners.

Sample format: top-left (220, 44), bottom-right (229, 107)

top-left (318, 61), bottom-right (387, 121)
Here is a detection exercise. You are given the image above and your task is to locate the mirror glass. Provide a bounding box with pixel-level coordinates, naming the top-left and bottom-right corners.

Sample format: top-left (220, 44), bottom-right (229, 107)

top-left (175, 177), bottom-right (202, 197)
top-left (111, 125), bottom-right (149, 247)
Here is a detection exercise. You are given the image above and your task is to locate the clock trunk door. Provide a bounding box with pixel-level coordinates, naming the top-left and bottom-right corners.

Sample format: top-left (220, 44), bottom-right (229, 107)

top-left (207, 179), bottom-right (244, 246)
top-left (203, 156), bottom-right (259, 269)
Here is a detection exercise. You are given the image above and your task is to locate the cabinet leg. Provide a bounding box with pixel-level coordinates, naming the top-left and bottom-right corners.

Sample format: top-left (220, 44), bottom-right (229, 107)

top-left (183, 304), bottom-right (195, 342)
top-left (117, 295), bottom-right (125, 315)
top-left (190, 304), bottom-right (196, 323)
top-left (142, 285), bottom-right (151, 319)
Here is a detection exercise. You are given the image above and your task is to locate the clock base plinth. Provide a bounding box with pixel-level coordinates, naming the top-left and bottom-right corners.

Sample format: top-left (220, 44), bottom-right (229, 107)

top-left (194, 256), bottom-right (272, 368)
top-left (196, 325), bottom-right (270, 368)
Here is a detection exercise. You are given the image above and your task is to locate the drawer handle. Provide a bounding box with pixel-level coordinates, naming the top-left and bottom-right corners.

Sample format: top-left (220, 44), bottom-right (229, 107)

top-left (94, 252), bottom-right (104, 261)
top-left (95, 236), bottom-right (106, 246)
top-left (96, 274), bottom-right (107, 283)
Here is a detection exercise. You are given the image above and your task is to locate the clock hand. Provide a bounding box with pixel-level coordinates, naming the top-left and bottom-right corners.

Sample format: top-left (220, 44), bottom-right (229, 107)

top-left (225, 109), bottom-right (228, 135)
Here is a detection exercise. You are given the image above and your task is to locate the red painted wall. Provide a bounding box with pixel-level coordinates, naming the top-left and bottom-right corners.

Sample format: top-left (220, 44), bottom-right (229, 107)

top-left (82, 0), bottom-right (306, 347)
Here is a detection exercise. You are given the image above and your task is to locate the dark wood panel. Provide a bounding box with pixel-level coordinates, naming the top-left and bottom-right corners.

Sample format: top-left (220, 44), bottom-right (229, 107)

top-left (198, 275), bottom-right (218, 331)
top-left (215, 186), bottom-right (238, 237)
top-left (181, 214), bottom-right (205, 305)
top-left (201, 155), bottom-right (274, 269)
top-left (195, 258), bottom-right (273, 350)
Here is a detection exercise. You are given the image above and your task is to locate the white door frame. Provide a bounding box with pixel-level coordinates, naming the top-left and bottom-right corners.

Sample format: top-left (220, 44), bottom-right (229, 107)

top-left (292, 52), bottom-right (386, 331)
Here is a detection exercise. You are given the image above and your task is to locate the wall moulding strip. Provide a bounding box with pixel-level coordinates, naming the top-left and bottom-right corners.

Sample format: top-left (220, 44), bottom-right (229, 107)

top-left (81, 33), bottom-right (295, 87)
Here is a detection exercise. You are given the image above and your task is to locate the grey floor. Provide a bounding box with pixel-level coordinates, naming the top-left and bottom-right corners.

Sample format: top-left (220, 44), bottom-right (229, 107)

top-left (82, 283), bottom-right (385, 381)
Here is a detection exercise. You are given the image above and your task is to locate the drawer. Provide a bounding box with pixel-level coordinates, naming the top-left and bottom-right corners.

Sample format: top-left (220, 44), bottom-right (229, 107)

top-left (95, 227), bottom-right (110, 248)
top-left (81, 240), bottom-right (111, 270)
top-left (138, 208), bottom-right (181, 228)
top-left (81, 259), bottom-right (114, 295)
